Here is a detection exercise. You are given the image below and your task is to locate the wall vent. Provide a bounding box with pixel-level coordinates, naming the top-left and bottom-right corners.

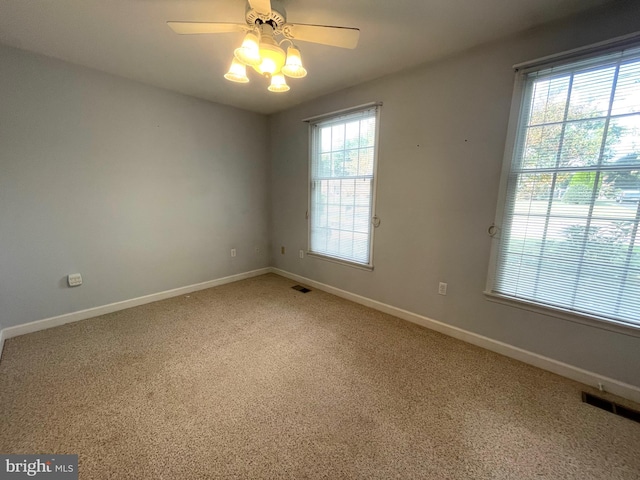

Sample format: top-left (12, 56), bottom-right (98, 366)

top-left (291, 285), bottom-right (311, 293)
top-left (582, 392), bottom-right (640, 424)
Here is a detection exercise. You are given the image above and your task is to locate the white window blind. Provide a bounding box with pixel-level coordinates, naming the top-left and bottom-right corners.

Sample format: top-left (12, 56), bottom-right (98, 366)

top-left (491, 43), bottom-right (640, 329)
top-left (309, 105), bottom-right (380, 266)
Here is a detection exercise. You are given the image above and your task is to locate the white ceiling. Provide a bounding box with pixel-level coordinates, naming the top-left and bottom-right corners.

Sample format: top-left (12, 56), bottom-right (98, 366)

top-left (0, 0), bottom-right (615, 114)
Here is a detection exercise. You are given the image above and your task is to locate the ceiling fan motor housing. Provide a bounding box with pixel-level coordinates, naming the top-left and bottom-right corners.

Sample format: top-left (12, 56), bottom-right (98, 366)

top-left (245, 0), bottom-right (286, 28)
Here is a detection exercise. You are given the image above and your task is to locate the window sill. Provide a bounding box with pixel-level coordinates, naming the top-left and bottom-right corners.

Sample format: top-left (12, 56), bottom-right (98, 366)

top-left (483, 291), bottom-right (640, 338)
top-left (307, 252), bottom-right (374, 271)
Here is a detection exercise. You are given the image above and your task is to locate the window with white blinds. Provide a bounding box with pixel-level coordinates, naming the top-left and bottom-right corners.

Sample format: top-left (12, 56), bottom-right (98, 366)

top-left (309, 105), bottom-right (380, 267)
top-left (489, 40), bottom-right (640, 329)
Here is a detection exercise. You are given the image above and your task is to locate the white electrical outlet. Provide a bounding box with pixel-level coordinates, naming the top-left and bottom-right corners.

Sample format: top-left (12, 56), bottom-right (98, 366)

top-left (438, 282), bottom-right (448, 295)
top-left (231, 248), bottom-right (236, 258)
top-left (68, 273), bottom-right (82, 287)
top-left (299, 250), bottom-right (304, 259)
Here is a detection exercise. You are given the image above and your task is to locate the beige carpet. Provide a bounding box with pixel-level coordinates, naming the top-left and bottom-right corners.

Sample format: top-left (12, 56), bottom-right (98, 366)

top-left (1, 273), bottom-right (639, 479)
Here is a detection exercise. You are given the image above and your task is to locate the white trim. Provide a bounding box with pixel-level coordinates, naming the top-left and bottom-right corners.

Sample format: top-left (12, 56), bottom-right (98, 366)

top-left (485, 71), bottom-right (528, 293)
top-left (2, 265), bottom-right (638, 404)
top-left (271, 268), bottom-right (640, 404)
top-left (307, 104), bottom-right (381, 268)
top-left (0, 268), bottom-right (270, 341)
top-left (513, 31), bottom-right (640, 72)
top-left (484, 291), bottom-right (640, 338)
top-left (307, 252), bottom-right (374, 271)
top-left (302, 102), bottom-right (383, 123)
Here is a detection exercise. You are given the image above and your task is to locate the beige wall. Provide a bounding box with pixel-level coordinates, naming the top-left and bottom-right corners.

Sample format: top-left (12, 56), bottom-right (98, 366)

top-left (0, 45), bottom-right (270, 330)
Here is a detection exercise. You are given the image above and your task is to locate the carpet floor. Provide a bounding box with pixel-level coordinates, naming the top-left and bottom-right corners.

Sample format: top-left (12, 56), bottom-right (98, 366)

top-left (1, 273), bottom-right (639, 479)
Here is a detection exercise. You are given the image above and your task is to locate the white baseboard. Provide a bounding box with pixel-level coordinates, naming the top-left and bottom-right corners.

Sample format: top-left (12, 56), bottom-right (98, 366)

top-left (0, 268), bottom-right (271, 345)
top-left (2, 265), bottom-right (638, 404)
top-left (271, 268), bottom-right (640, 404)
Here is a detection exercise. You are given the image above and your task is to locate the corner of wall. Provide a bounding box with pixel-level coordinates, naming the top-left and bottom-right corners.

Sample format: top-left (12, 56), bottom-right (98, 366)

top-left (0, 268), bottom-right (271, 352)
top-left (0, 328), bottom-right (5, 364)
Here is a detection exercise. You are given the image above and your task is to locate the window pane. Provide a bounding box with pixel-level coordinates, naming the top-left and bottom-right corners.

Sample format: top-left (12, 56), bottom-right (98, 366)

top-left (528, 76), bottom-right (570, 125)
top-left (493, 48), bottom-right (640, 328)
top-left (345, 121), bottom-right (361, 149)
top-left (332, 151), bottom-right (345, 176)
top-left (358, 148), bottom-right (375, 176)
top-left (353, 233), bottom-right (370, 263)
top-left (603, 115), bottom-right (640, 165)
top-left (320, 127), bottom-right (332, 153)
top-left (566, 67), bottom-right (615, 120)
top-left (339, 231), bottom-right (354, 259)
top-left (345, 149), bottom-right (359, 176)
top-left (318, 153), bottom-right (331, 177)
top-left (331, 124), bottom-right (345, 151)
top-left (354, 206), bottom-right (371, 233)
top-left (559, 119), bottom-right (606, 167)
top-left (310, 108), bottom-right (379, 265)
top-left (521, 124), bottom-right (562, 169)
top-left (512, 172), bottom-right (554, 204)
top-left (360, 118), bottom-right (376, 147)
top-left (611, 61), bottom-right (640, 115)
top-left (355, 179), bottom-right (372, 206)
top-left (562, 171), bottom-right (598, 204)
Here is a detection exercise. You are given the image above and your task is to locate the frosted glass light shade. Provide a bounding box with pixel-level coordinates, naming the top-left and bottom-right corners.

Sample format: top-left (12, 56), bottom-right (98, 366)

top-left (282, 46), bottom-right (307, 78)
top-left (234, 31), bottom-right (261, 66)
top-left (256, 57), bottom-right (278, 76)
top-left (268, 73), bottom-right (290, 92)
top-left (252, 39), bottom-right (286, 77)
top-left (224, 59), bottom-right (249, 83)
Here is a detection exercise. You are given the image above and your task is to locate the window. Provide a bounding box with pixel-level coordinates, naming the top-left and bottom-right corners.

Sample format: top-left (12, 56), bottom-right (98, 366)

top-left (488, 39), bottom-right (640, 329)
top-left (308, 104), bottom-right (380, 268)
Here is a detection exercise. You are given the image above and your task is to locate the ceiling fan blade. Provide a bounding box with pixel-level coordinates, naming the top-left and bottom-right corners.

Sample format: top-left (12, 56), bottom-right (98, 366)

top-left (248, 0), bottom-right (271, 16)
top-left (283, 24), bottom-right (360, 49)
top-left (167, 22), bottom-right (247, 35)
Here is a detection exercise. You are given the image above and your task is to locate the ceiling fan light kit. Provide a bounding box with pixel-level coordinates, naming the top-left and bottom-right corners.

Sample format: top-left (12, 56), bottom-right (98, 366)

top-left (248, 26), bottom-right (287, 77)
top-left (267, 73), bottom-right (290, 92)
top-left (228, 20), bottom-right (300, 92)
top-left (234, 31), bottom-right (262, 66)
top-left (168, 0), bottom-right (359, 94)
top-left (281, 46), bottom-right (307, 78)
top-left (224, 59), bottom-right (250, 83)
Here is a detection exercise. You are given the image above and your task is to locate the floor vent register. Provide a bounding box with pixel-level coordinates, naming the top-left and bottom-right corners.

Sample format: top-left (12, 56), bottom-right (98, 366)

top-left (291, 285), bottom-right (311, 293)
top-left (582, 392), bottom-right (640, 424)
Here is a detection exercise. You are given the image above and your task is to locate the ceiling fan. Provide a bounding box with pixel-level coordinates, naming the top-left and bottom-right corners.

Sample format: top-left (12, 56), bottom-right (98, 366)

top-left (167, 0), bottom-right (360, 92)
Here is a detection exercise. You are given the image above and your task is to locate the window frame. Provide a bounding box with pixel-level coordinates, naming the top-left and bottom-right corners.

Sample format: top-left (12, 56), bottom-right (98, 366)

top-left (485, 33), bottom-right (640, 337)
top-left (305, 103), bottom-right (382, 270)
